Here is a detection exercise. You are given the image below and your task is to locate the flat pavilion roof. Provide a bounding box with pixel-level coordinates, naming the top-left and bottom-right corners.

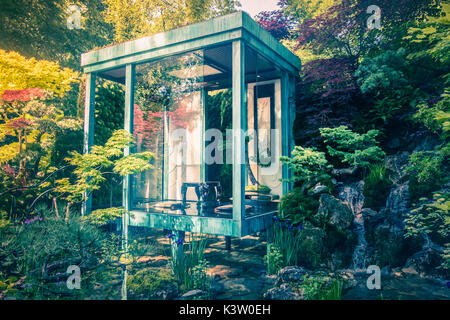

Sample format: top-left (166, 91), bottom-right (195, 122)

top-left (80, 11), bottom-right (301, 82)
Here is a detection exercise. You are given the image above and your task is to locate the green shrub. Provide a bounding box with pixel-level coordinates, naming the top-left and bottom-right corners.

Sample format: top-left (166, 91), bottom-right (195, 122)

top-left (264, 243), bottom-right (284, 275)
top-left (280, 146), bottom-right (331, 193)
top-left (278, 188), bottom-right (319, 225)
top-left (320, 126), bottom-right (385, 170)
top-left (406, 150), bottom-right (447, 202)
top-left (404, 192), bottom-right (450, 245)
top-left (245, 185), bottom-right (271, 194)
top-left (442, 244), bottom-right (450, 271)
top-left (301, 275), bottom-right (343, 300)
top-left (413, 89), bottom-right (450, 138)
top-left (363, 164), bottom-right (392, 209)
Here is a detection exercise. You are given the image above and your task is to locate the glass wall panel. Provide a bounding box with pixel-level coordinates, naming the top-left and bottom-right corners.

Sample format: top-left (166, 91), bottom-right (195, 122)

top-left (245, 48), bottom-right (281, 214)
top-left (131, 44), bottom-right (233, 217)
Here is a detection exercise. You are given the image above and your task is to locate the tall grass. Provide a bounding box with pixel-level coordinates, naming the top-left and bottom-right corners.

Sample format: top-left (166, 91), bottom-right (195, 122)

top-left (170, 233), bottom-right (211, 294)
top-left (265, 223), bottom-right (302, 274)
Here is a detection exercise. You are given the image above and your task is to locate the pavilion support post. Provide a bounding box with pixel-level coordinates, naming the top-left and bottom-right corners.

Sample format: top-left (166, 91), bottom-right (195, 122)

top-left (122, 64), bottom-right (135, 253)
top-left (288, 75), bottom-right (297, 190)
top-left (281, 71), bottom-right (290, 195)
top-left (121, 64), bottom-right (135, 301)
top-left (81, 72), bottom-right (96, 216)
top-left (232, 40), bottom-right (247, 236)
top-left (225, 236), bottom-right (231, 250)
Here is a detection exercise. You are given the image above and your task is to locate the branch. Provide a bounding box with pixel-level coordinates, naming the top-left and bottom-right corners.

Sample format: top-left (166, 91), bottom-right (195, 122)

top-left (0, 165), bottom-right (73, 197)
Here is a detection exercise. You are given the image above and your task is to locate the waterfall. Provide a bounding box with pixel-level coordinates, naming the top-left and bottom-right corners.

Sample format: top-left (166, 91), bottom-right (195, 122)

top-left (338, 181), bottom-right (367, 270)
top-left (385, 182), bottom-right (409, 221)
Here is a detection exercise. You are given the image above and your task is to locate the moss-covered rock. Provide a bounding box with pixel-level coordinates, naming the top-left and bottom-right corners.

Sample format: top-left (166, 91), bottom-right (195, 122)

top-left (128, 267), bottom-right (179, 300)
top-left (297, 224), bottom-right (327, 268)
top-left (316, 193), bottom-right (353, 235)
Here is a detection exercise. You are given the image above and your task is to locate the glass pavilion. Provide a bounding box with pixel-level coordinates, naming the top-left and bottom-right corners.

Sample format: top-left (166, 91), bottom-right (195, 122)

top-left (80, 11), bottom-right (301, 247)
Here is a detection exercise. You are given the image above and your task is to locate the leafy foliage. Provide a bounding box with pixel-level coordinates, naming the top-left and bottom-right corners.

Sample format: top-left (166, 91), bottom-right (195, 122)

top-left (0, 0), bottom-right (113, 69)
top-left (405, 192), bottom-right (450, 245)
top-left (255, 10), bottom-right (296, 40)
top-left (0, 50), bottom-right (79, 97)
top-left (55, 129), bottom-right (154, 206)
top-left (103, 0), bottom-right (241, 42)
top-left (264, 243), bottom-right (284, 275)
top-left (406, 146), bottom-right (448, 201)
top-left (82, 207), bottom-right (124, 227)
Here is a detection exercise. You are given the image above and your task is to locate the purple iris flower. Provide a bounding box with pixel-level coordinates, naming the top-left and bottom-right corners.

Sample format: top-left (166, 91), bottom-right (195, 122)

top-left (24, 216), bottom-right (43, 225)
top-left (175, 238), bottom-right (184, 245)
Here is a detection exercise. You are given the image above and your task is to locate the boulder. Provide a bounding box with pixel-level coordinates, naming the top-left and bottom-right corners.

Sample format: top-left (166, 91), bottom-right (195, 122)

top-left (317, 193), bottom-right (353, 234)
top-left (309, 183), bottom-right (328, 196)
top-left (263, 282), bottom-right (304, 300)
top-left (404, 248), bottom-right (445, 276)
top-left (366, 221), bottom-right (422, 267)
top-left (180, 289), bottom-right (204, 300)
top-left (384, 151), bottom-right (410, 184)
top-left (275, 266), bottom-right (307, 285)
top-left (297, 224), bottom-right (327, 268)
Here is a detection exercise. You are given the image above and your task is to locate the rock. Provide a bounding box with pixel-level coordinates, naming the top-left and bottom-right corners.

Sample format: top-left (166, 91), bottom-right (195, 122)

top-left (361, 208), bottom-right (378, 219)
top-left (366, 221), bottom-right (422, 267)
top-left (180, 289), bottom-right (204, 299)
top-left (332, 167), bottom-right (360, 180)
top-left (404, 248), bottom-right (444, 276)
top-left (263, 282), bottom-right (304, 300)
top-left (317, 193), bottom-right (353, 234)
top-left (316, 193), bottom-right (355, 269)
top-left (381, 265), bottom-right (391, 276)
top-left (297, 224), bottom-right (327, 268)
top-left (401, 267), bottom-right (419, 276)
top-left (276, 266), bottom-right (307, 285)
top-left (210, 278), bottom-right (225, 294)
top-left (384, 152), bottom-right (410, 184)
top-left (309, 183), bottom-right (328, 195)
top-left (261, 274), bottom-right (277, 286)
top-left (207, 265), bottom-right (242, 280)
top-left (342, 271), bottom-right (450, 300)
top-left (217, 278), bottom-right (263, 298)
